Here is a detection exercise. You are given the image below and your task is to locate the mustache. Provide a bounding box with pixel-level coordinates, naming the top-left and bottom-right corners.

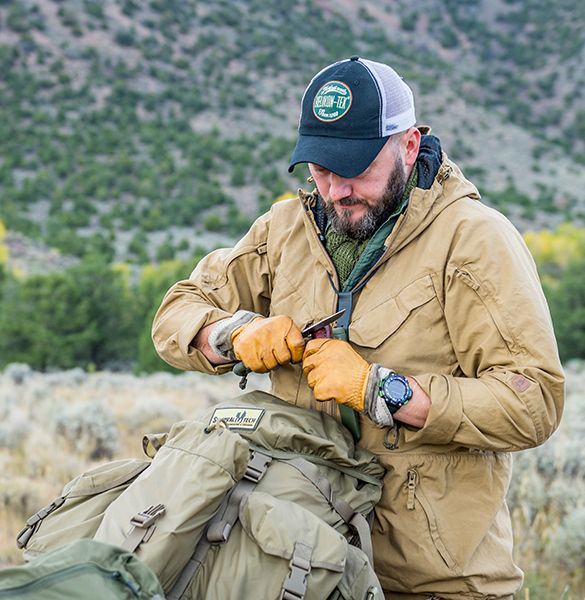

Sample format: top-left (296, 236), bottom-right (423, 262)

top-left (330, 197), bottom-right (367, 207)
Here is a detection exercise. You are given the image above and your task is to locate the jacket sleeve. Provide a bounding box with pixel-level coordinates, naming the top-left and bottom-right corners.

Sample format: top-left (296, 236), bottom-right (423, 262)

top-left (406, 211), bottom-right (565, 451)
top-left (151, 212), bottom-right (273, 373)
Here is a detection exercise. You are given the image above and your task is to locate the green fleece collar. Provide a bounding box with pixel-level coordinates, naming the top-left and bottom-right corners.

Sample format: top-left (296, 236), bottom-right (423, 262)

top-left (326, 164), bottom-right (418, 291)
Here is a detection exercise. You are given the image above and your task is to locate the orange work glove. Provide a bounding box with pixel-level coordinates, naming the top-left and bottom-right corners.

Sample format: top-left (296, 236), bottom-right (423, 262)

top-left (302, 338), bottom-right (372, 412)
top-left (231, 315), bottom-right (305, 373)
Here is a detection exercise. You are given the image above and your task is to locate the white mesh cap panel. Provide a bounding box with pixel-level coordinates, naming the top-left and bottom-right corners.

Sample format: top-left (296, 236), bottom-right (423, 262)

top-left (360, 58), bottom-right (416, 136)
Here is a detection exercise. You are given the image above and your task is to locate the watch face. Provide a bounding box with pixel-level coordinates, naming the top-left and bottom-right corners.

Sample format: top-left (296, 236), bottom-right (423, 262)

top-left (382, 373), bottom-right (412, 411)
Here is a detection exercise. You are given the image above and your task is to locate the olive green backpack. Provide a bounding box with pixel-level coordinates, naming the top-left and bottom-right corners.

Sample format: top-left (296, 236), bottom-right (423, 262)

top-left (15, 391), bottom-right (385, 600)
top-left (0, 539), bottom-right (164, 599)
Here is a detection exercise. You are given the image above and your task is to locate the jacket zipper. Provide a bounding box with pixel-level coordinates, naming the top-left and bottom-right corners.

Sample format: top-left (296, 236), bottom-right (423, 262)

top-left (406, 469), bottom-right (417, 510)
top-left (405, 468), bottom-right (457, 571)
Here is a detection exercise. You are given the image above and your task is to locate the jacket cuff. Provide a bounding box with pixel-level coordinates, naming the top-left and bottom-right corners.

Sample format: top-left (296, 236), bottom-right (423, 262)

top-left (174, 309), bottom-right (233, 373)
top-left (403, 373), bottom-right (463, 445)
top-left (207, 310), bottom-right (260, 360)
top-left (364, 364), bottom-right (395, 427)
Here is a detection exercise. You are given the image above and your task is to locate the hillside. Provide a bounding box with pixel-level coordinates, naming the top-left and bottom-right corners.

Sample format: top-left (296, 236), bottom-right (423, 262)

top-left (1, 0), bottom-right (585, 267)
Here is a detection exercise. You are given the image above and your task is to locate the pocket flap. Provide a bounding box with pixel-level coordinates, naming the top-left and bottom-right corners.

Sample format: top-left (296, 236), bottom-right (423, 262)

top-left (63, 459), bottom-right (151, 498)
top-left (239, 492), bottom-right (346, 572)
top-left (350, 275), bottom-right (436, 348)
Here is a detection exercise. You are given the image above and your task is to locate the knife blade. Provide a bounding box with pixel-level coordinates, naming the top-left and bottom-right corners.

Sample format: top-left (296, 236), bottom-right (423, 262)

top-left (301, 309), bottom-right (346, 339)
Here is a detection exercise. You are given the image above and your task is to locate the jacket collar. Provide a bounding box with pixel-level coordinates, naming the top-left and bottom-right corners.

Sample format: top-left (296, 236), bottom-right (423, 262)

top-left (298, 134), bottom-right (481, 263)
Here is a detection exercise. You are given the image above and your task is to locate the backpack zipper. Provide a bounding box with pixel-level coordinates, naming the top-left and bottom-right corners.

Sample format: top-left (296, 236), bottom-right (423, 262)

top-left (0, 564), bottom-right (142, 598)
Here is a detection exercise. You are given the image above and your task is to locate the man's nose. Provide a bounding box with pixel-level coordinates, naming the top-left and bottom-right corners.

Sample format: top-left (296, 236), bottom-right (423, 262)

top-left (328, 174), bottom-right (352, 202)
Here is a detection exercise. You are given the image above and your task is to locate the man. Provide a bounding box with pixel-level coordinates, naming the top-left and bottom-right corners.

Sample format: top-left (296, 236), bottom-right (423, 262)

top-left (152, 57), bottom-right (564, 599)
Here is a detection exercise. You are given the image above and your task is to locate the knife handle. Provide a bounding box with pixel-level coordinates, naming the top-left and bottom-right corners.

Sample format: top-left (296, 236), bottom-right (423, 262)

top-left (233, 361), bottom-right (250, 389)
top-left (310, 324), bottom-right (333, 339)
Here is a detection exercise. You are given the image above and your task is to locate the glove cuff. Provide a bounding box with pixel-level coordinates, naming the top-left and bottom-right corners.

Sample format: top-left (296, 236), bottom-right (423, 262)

top-left (208, 310), bottom-right (260, 361)
top-left (364, 364), bottom-right (395, 428)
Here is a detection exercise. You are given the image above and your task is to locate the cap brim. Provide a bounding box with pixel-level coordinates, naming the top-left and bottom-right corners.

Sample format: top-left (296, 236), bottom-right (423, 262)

top-left (288, 134), bottom-right (388, 179)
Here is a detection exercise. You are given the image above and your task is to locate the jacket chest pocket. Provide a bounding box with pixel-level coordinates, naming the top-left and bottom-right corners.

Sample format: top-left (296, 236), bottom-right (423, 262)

top-left (349, 274), bottom-right (439, 349)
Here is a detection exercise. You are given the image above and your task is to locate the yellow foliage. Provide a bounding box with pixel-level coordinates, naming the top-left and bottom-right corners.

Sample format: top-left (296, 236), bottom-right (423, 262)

top-left (524, 223), bottom-right (585, 281)
top-left (272, 191), bottom-right (297, 204)
top-left (0, 219), bottom-right (8, 265)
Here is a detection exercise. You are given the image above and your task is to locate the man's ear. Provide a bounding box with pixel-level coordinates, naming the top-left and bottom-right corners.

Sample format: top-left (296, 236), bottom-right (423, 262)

top-left (402, 127), bottom-right (422, 169)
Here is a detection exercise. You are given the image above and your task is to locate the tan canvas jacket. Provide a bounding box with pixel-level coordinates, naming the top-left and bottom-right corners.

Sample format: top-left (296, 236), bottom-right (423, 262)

top-left (152, 154), bottom-right (564, 600)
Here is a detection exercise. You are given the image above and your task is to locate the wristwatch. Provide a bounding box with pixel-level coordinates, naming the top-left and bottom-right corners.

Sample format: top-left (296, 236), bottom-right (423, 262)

top-left (379, 372), bottom-right (413, 415)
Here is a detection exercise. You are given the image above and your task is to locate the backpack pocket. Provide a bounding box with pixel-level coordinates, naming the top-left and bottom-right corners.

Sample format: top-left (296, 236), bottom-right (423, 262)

top-left (18, 459), bottom-right (150, 560)
top-left (93, 420), bottom-right (250, 592)
top-left (188, 491), bottom-right (381, 600)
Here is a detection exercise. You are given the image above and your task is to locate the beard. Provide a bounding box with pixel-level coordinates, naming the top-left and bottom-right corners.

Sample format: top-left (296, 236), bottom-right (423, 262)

top-left (323, 155), bottom-right (408, 241)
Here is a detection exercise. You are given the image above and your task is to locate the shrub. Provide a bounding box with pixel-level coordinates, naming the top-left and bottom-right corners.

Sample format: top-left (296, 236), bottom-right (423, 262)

top-left (4, 362), bottom-right (33, 385)
top-left (548, 254), bottom-right (585, 361)
top-left (53, 401), bottom-right (119, 460)
top-left (547, 506), bottom-right (585, 572)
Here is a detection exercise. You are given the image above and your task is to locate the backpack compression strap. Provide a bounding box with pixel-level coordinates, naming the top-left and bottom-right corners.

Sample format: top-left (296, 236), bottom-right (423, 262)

top-left (281, 541), bottom-right (313, 600)
top-left (285, 457), bottom-right (374, 565)
top-left (121, 504), bottom-right (166, 553)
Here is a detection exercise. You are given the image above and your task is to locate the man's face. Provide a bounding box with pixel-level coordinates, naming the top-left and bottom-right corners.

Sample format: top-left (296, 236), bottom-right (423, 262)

top-left (309, 139), bottom-right (408, 241)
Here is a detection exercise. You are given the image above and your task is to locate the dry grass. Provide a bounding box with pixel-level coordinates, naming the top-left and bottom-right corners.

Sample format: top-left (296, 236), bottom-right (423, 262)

top-left (0, 366), bottom-right (268, 565)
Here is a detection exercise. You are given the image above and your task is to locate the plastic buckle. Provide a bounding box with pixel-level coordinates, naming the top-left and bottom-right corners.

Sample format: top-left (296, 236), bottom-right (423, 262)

top-left (243, 451), bottom-right (272, 483)
top-left (16, 496), bottom-right (67, 549)
top-left (130, 504), bottom-right (166, 529)
top-left (280, 543), bottom-right (312, 600)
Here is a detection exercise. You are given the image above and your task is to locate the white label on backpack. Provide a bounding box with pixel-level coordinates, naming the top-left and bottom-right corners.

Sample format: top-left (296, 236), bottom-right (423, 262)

top-left (209, 408), bottom-right (265, 431)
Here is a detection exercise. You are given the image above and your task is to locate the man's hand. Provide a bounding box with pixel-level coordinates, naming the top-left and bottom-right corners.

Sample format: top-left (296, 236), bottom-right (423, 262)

top-left (231, 315), bottom-right (305, 373)
top-left (302, 338), bottom-right (372, 411)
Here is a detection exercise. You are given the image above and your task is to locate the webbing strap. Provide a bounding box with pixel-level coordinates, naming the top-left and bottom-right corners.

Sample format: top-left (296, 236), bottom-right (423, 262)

top-left (280, 541), bottom-right (312, 600)
top-left (205, 478), bottom-right (256, 543)
top-left (349, 513), bottom-right (374, 565)
top-left (120, 503), bottom-right (166, 553)
top-left (166, 450), bottom-right (272, 600)
top-left (248, 445), bottom-right (382, 487)
top-left (333, 291), bottom-right (361, 442)
top-left (286, 457), bottom-right (374, 563)
top-left (206, 450), bottom-right (272, 543)
top-left (16, 495), bottom-right (67, 549)
top-left (166, 538), bottom-right (210, 600)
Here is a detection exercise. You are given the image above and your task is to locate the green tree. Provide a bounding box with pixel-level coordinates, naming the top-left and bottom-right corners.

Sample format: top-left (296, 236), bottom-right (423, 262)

top-left (547, 254), bottom-right (585, 362)
top-left (0, 257), bottom-right (140, 370)
top-left (135, 258), bottom-right (200, 373)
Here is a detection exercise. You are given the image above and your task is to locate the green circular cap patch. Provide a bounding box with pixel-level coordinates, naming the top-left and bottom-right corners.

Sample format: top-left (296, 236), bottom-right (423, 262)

top-left (312, 80), bottom-right (353, 122)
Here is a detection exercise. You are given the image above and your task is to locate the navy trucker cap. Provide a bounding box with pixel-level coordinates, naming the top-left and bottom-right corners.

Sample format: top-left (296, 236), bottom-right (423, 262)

top-left (288, 56), bottom-right (416, 178)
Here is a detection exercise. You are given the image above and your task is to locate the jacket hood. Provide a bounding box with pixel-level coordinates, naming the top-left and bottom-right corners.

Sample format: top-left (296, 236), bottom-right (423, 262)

top-left (387, 149), bottom-right (481, 257)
